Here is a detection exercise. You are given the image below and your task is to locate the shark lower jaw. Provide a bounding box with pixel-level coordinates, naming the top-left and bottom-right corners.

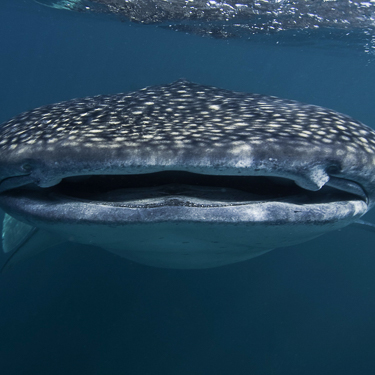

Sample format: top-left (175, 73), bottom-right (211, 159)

top-left (0, 171), bottom-right (368, 226)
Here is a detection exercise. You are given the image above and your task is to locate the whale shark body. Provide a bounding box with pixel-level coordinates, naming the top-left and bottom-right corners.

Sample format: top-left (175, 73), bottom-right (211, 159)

top-left (0, 80), bottom-right (374, 269)
top-left (35, 0), bottom-right (375, 42)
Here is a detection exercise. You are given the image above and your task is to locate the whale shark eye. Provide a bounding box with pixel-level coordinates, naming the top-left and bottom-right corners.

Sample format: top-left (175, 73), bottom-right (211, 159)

top-left (20, 163), bottom-right (32, 173)
top-left (326, 165), bottom-right (341, 175)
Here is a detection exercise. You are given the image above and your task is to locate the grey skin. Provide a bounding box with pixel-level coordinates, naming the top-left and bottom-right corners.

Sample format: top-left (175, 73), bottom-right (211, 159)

top-left (0, 80), bottom-right (374, 269)
top-left (35, 0), bottom-right (375, 40)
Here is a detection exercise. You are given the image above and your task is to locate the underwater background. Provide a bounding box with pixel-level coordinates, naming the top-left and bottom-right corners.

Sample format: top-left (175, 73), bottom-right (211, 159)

top-left (1, 0), bottom-right (375, 373)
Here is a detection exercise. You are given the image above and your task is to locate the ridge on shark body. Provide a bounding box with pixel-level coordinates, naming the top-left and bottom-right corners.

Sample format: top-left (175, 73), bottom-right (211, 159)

top-left (0, 80), bottom-right (374, 270)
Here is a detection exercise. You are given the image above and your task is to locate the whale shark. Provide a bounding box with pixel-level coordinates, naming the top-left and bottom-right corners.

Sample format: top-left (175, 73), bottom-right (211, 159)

top-left (0, 80), bottom-right (374, 269)
top-left (35, 0), bottom-right (375, 42)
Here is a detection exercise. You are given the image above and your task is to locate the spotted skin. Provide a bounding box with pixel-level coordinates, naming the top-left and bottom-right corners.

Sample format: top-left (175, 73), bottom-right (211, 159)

top-left (1, 80), bottom-right (374, 151)
top-left (1, 80), bottom-right (375, 269)
top-left (0, 80), bottom-right (375, 196)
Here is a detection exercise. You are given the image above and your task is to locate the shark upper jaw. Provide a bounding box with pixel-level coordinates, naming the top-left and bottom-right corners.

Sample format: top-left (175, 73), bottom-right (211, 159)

top-left (0, 170), bottom-right (369, 227)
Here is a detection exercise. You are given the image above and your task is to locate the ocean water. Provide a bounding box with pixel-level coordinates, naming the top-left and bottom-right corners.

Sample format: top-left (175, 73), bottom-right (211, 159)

top-left (1, 0), bottom-right (375, 374)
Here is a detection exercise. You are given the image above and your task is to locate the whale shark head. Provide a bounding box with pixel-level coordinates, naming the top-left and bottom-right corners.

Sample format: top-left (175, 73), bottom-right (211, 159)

top-left (0, 80), bottom-right (374, 269)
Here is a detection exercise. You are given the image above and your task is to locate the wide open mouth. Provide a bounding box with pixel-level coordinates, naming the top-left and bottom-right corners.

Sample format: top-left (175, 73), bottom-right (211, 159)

top-left (10, 171), bottom-right (366, 208)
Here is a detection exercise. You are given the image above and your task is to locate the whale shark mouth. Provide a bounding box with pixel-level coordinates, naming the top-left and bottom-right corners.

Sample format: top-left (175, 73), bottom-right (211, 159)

top-left (0, 170), bottom-right (369, 271)
top-left (0, 170), bottom-right (369, 236)
top-left (54, 171), bottom-right (367, 205)
top-left (2, 170), bottom-right (366, 208)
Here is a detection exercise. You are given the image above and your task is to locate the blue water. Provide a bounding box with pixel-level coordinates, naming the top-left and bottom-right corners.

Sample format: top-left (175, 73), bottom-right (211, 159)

top-left (1, 1), bottom-right (375, 374)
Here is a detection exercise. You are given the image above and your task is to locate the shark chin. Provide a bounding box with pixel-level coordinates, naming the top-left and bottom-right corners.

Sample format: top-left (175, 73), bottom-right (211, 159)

top-left (0, 80), bottom-right (374, 269)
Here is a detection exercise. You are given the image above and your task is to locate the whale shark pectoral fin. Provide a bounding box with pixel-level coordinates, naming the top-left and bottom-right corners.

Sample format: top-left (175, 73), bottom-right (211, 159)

top-left (352, 219), bottom-right (375, 233)
top-left (3, 213), bottom-right (37, 254)
top-left (2, 213), bottom-right (65, 271)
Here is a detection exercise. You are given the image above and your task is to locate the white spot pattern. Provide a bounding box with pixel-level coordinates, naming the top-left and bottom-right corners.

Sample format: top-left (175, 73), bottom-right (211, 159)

top-left (0, 80), bottom-right (374, 156)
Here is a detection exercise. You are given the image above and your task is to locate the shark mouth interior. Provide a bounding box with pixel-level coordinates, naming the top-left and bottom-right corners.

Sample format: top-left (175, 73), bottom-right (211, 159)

top-left (14, 171), bottom-right (365, 207)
